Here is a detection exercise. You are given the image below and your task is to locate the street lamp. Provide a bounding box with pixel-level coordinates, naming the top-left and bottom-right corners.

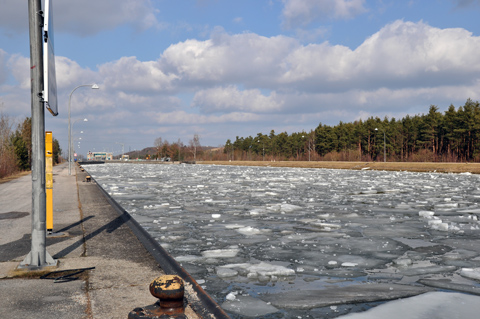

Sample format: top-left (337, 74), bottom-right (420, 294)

top-left (375, 128), bottom-right (386, 162)
top-left (68, 84), bottom-right (99, 175)
top-left (71, 118), bottom-right (87, 168)
top-left (302, 135), bottom-right (311, 161)
top-left (116, 142), bottom-right (125, 160)
top-left (258, 139), bottom-right (265, 161)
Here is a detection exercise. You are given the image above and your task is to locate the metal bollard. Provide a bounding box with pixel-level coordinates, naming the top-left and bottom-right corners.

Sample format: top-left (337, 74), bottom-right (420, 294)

top-left (128, 275), bottom-right (186, 319)
top-left (85, 175), bottom-right (91, 182)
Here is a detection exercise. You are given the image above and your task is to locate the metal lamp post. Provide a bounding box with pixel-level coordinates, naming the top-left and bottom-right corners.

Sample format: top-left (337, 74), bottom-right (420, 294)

top-left (375, 128), bottom-right (386, 162)
top-left (68, 84), bottom-right (98, 175)
top-left (71, 118), bottom-right (87, 165)
top-left (258, 139), bottom-right (265, 161)
top-left (262, 141), bottom-right (265, 161)
top-left (116, 142), bottom-right (125, 160)
top-left (307, 137), bottom-right (311, 161)
top-left (302, 135), bottom-right (311, 161)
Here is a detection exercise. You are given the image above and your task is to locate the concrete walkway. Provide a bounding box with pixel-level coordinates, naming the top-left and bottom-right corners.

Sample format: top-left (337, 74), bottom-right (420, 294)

top-left (0, 163), bottom-right (199, 318)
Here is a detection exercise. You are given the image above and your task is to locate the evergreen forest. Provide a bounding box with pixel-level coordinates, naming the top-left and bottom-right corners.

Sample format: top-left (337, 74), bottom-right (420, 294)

top-left (224, 99), bottom-right (480, 162)
top-left (0, 114), bottom-right (62, 179)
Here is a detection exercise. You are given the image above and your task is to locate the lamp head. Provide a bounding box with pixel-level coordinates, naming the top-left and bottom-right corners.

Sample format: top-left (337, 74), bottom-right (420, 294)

top-left (91, 84), bottom-right (99, 89)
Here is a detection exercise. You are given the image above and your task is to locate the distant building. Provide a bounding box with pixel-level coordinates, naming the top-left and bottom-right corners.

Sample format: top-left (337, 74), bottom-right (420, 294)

top-left (87, 151), bottom-right (113, 161)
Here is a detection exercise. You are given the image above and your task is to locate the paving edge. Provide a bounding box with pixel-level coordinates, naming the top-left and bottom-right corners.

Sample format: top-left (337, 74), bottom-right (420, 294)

top-left (80, 164), bottom-right (231, 319)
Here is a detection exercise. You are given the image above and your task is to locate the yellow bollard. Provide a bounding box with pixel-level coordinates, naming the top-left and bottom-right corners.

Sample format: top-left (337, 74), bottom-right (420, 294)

top-left (46, 131), bottom-right (53, 233)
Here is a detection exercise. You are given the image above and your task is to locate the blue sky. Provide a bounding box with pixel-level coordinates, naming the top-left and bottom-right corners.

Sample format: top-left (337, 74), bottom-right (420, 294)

top-left (1, 0), bottom-right (480, 156)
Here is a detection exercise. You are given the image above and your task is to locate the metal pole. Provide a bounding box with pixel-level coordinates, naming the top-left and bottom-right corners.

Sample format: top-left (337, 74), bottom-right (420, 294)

top-left (308, 135), bottom-right (311, 161)
top-left (68, 91), bottom-right (70, 173)
top-left (68, 86), bottom-right (86, 175)
top-left (68, 85), bottom-right (96, 175)
top-left (20, 0), bottom-right (56, 269)
top-left (383, 131), bottom-right (386, 163)
top-left (70, 118), bottom-right (86, 165)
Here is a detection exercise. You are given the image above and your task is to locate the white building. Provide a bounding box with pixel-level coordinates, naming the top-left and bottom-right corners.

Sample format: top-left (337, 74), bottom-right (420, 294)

top-left (86, 151), bottom-right (113, 161)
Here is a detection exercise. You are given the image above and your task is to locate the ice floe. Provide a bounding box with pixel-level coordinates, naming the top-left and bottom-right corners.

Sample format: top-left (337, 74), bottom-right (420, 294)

top-left (337, 291), bottom-right (480, 318)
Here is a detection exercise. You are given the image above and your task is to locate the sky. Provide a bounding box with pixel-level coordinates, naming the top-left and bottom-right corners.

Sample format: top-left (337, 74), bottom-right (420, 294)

top-left (1, 0), bottom-right (480, 156)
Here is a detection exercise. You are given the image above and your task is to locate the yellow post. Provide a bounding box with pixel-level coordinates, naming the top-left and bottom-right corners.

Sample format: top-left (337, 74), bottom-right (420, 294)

top-left (45, 131), bottom-right (53, 233)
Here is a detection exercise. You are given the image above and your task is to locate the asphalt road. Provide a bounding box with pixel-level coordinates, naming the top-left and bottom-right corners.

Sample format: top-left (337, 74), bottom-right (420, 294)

top-left (0, 163), bottom-right (202, 319)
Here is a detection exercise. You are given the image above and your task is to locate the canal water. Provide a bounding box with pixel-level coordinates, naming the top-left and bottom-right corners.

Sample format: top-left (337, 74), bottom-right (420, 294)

top-left (85, 163), bottom-right (480, 318)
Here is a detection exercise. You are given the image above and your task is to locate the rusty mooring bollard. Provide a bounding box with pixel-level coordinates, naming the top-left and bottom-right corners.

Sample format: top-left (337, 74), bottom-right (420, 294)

top-left (128, 275), bottom-right (186, 319)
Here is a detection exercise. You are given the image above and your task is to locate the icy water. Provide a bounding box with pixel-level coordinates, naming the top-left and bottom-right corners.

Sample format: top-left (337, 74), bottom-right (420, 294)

top-left (85, 163), bottom-right (480, 318)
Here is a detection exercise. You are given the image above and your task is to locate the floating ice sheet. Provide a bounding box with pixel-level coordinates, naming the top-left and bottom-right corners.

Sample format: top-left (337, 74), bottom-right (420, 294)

top-left (460, 268), bottom-right (480, 281)
top-left (260, 283), bottom-right (430, 309)
top-left (221, 295), bottom-right (279, 317)
top-left (337, 291), bottom-right (480, 319)
top-left (218, 261), bottom-right (295, 277)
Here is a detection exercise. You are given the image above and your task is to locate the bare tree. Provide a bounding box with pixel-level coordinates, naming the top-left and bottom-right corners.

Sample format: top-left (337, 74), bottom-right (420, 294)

top-left (189, 134), bottom-right (201, 161)
top-left (162, 141), bottom-right (170, 160)
top-left (154, 137), bottom-right (163, 159)
top-left (0, 111), bottom-right (17, 178)
top-left (306, 130), bottom-right (315, 161)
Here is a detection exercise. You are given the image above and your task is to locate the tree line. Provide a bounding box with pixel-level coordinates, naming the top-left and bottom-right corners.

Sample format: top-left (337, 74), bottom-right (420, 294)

top-left (224, 99), bottom-right (480, 162)
top-left (0, 112), bottom-right (62, 179)
top-left (151, 134), bottom-right (203, 162)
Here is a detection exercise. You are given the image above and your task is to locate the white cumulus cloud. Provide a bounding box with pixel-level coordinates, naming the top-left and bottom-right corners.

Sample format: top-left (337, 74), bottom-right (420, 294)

top-left (7, 54), bottom-right (30, 90)
top-left (192, 86), bottom-right (283, 114)
top-left (280, 20), bottom-right (480, 91)
top-left (55, 56), bottom-right (99, 90)
top-left (160, 32), bottom-right (298, 86)
top-left (99, 57), bottom-right (179, 93)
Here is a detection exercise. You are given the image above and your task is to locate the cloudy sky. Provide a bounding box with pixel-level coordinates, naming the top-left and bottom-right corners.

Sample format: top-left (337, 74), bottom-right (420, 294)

top-left (1, 0), bottom-right (480, 156)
